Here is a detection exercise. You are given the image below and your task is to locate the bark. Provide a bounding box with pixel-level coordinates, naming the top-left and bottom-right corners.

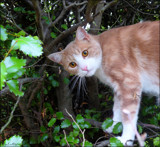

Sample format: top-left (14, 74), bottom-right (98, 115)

top-left (56, 69), bottom-right (75, 118)
top-left (86, 1), bottom-right (105, 110)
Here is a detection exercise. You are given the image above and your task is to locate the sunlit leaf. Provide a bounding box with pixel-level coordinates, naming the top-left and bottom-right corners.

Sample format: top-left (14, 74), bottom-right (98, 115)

top-left (109, 137), bottom-right (123, 147)
top-left (80, 140), bottom-right (93, 147)
top-left (6, 68), bottom-right (26, 80)
top-left (4, 57), bottom-right (26, 74)
top-left (48, 118), bottom-right (56, 127)
top-left (6, 80), bottom-right (24, 96)
top-left (153, 137), bottom-right (160, 146)
top-left (11, 36), bottom-right (43, 57)
top-left (0, 61), bottom-right (7, 89)
top-left (0, 25), bottom-right (8, 41)
top-left (76, 114), bottom-right (84, 123)
top-left (113, 122), bottom-right (122, 134)
top-left (102, 118), bottom-right (113, 130)
top-left (61, 119), bottom-right (71, 128)
top-left (2, 135), bottom-right (23, 146)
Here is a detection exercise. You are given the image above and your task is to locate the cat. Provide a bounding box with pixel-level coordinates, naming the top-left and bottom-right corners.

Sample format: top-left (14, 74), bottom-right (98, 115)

top-left (48, 21), bottom-right (160, 145)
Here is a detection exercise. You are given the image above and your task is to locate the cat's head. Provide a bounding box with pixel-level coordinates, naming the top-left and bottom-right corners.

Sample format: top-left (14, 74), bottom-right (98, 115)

top-left (48, 27), bottom-right (102, 77)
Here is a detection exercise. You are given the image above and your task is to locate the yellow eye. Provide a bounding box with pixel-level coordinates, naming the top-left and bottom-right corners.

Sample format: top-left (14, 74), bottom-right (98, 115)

top-left (82, 50), bottom-right (88, 57)
top-left (69, 62), bottom-right (77, 68)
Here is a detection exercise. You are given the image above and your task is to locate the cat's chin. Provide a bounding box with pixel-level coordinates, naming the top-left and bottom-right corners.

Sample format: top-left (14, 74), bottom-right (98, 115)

top-left (77, 69), bottom-right (95, 77)
top-left (85, 69), bottom-right (96, 77)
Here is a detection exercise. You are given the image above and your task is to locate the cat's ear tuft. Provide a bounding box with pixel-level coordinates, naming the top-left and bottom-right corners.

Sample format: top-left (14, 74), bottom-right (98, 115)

top-left (76, 26), bottom-right (90, 41)
top-left (48, 52), bottom-right (62, 64)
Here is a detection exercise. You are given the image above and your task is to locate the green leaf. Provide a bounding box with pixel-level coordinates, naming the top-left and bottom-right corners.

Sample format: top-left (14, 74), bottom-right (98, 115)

top-left (109, 137), bottom-right (123, 147)
top-left (67, 136), bottom-right (74, 143)
top-left (11, 36), bottom-right (43, 57)
top-left (138, 125), bottom-right (143, 134)
top-left (72, 122), bottom-right (79, 130)
top-left (81, 140), bottom-right (93, 147)
top-left (40, 126), bottom-right (47, 133)
top-left (0, 61), bottom-right (7, 90)
top-left (76, 114), bottom-right (84, 124)
top-left (73, 138), bottom-right (79, 144)
top-left (44, 102), bottom-right (54, 115)
top-left (153, 137), bottom-right (160, 146)
top-left (60, 138), bottom-right (67, 146)
top-left (63, 77), bottom-right (70, 84)
top-left (53, 135), bottom-right (60, 142)
top-left (102, 118), bottom-right (113, 130)
top-left (61, 24), bottom-right (68, 30)
top-left (51, 79), bottom-right (59, 87)
top-left (7, 80), bottom-right (24, 96)
top-left (113, 122), bottom-right (123, 134)
top-left (48, 118), bottom-right (56, 127)
top-left (16, 30), bottom-right (26, 36)
top-left (30, 137), bottom-right (37, 144)
top-left (0, 25), bottom-right (8, 41)
top-left (4, 57), bottom-right (26, 73)
top-left (56, 112), bottom-right (64, 120)
top-left (157, 113), bottom-right (160, 120)
top-left (2, 135), bottom-right (23, 146)
top-left (7, 68), bottom-right (26, 80)
top-left (83, 121), bottom-right (91, 129)
top-left (40, 133), bottom-right (48, 142)
top-left (61, 119), bottom-right (71, 128)
top-left (50, 32), bottom-right (57, 38)
top-left (72, 130), bottom-right (79, 137)
top-left (53, 126), bottom-right (60, 134)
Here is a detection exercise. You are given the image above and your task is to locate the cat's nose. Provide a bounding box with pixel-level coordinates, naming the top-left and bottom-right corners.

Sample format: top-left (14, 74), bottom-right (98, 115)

top-left (81, 66), bottom-right (88, 71)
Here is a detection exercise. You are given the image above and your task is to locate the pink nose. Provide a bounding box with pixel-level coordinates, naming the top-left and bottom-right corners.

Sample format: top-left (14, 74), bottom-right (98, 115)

top-left (81, 66), bottom-right (88, 71)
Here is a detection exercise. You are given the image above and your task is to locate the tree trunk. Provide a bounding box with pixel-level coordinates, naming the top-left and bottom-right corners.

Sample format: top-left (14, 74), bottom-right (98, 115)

top-left (56, 69), bottom-right (75, 119)
top-left (86, 1), bottom-right (104, 110)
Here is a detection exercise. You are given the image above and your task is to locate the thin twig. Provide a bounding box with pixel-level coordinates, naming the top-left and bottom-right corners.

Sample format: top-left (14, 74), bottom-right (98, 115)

top-left (63, 130), bottom-right (70, 147)
top-left (0, 83), bottom-right (22, 134)
top-left (65, 109), bottom-right (86, 147)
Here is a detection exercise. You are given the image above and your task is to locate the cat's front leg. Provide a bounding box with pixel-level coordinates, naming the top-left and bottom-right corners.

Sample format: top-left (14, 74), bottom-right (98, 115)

top-left (105, 94), bottom-right (122, 133)
top-left (115, 79), bottom-right (142, 146)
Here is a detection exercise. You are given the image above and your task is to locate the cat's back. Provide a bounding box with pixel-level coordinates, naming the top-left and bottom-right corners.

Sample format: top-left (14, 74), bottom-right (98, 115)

top-left (99, 21), bottom-right (159, 68)
top-left (98, 21), bottom-right (159, 96)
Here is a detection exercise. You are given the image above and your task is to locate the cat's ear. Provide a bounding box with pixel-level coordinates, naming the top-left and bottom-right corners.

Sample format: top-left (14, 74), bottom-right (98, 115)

top-left (76, 26), bottom-right (90, 41)
top-left (48, 52), bottom-right (62, 64)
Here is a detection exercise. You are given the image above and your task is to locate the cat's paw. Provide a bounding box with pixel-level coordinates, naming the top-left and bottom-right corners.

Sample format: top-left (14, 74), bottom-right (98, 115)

top-left (116, 136), bottom-right (134, 146)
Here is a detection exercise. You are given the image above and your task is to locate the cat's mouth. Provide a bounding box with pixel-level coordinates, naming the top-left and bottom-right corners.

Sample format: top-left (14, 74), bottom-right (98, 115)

top-left (78, 69), bottom-right (95, 77)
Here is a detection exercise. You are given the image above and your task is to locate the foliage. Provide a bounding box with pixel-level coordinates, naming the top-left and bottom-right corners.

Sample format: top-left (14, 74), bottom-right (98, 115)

top-left (0, 0), bottom-right (159, 147)
top-left (1, 135), bottom-right (23, 147)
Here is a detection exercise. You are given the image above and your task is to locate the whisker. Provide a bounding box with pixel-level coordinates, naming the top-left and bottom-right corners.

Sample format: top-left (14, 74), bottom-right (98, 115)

top-left (76, 77), bottom-right (82, 98)
top-left (69, 75), bottom-right (77, 84)
top-left (81, 77), bottom-right (88, 95)
top-left (70, 76), bottom-right (80, 93)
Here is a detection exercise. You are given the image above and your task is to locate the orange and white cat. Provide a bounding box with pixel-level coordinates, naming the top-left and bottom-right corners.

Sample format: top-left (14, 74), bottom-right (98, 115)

top-left (48, 21), bottom-right (159, 145)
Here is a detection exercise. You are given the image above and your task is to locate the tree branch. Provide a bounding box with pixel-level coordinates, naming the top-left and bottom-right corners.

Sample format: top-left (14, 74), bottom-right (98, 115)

top-left (31, 0), bottom-right (44, 41)
top-left (49, 1), bottom-right (88, 27)
top-left (46, 0), bottom-right (118, 54)
top-left (0, 83), bottom-right (22, 134)
top-left (0, 77), bottom-right (40, 97)
top-left (1, 14), bottom-right (29, 35)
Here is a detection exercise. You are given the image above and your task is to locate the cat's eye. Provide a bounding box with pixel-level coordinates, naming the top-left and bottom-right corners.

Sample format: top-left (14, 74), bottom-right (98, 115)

top-left (82, 50), bottom-right (88, 57)
top-left (69, 62), bottom-right (77, 68)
